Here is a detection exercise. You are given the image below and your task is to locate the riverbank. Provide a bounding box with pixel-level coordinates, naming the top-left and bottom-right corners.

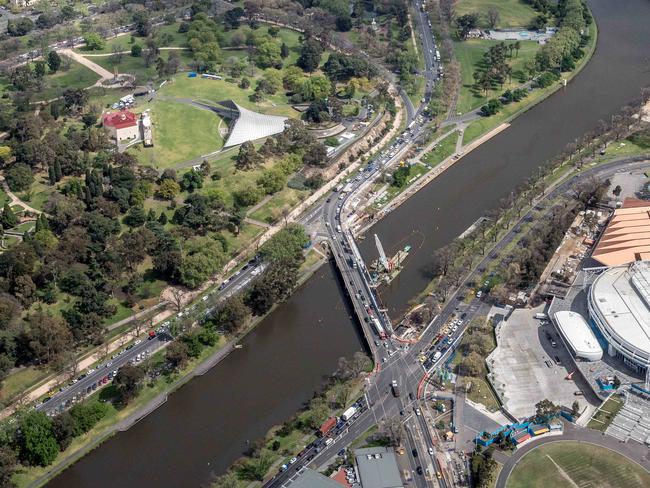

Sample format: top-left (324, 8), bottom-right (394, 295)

top-left (29, 1), bottom-right (624, 484)
top-left (18, 251), bottom-right (329, 488)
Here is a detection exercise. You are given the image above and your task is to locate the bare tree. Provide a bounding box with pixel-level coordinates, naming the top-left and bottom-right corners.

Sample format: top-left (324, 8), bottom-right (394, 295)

top-left (486, 8), bottom-right (500, 29)
top-left (380, 418), bottom-right (404, 447)
top-left (168, 288), bottom-right (186, 312)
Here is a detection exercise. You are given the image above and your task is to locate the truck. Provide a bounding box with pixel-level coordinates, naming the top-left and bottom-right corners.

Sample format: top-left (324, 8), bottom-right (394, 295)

top-left (372, 317), bottom-right (388, 339)
top-left (391, 380), bottom-right (401, 397)
top-left (341, 406), bottom-right (357, 422)
top-left (318, 417), bottom-right (337, 436)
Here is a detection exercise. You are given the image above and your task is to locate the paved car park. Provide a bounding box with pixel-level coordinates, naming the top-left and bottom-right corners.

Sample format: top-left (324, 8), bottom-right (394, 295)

top-left (487, 308), bottom-right (580, 419)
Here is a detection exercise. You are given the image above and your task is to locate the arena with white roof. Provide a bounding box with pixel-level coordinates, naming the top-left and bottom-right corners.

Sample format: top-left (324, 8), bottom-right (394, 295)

top-left (553, 311), bottom-right (603, 361)
top-left (588, 260), bottom-right (650, 370)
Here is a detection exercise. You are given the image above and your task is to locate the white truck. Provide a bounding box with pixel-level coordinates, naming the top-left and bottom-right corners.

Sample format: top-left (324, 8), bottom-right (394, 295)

top-left (341, 406), bottom-right (357, 421)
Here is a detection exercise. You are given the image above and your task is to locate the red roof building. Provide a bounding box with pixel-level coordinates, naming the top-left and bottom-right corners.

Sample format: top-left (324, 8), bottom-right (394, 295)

top-left (102, 110), bottom-right (140, 142)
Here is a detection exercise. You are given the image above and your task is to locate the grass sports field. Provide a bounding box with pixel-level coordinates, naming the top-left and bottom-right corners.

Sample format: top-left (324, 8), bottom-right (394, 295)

top-left (455, 0), bottom-right (538, 29)
top-left (507, 442), bottom-right (650, 488)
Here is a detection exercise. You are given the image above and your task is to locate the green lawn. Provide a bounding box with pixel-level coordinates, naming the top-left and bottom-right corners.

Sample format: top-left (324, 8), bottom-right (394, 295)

top-left (454, 39), bottom-right (540, 114)
top-left (455, 0), bottom-right (538, 29)
top-left (37, 61), bottom-right (101, 102)
top-left (249, 187), bottom-right (307, 224)
top-left (76, 23), bottom-right (188, 55)
top-left (0, 366), bottom-right (49, 407)
top-left (0, 188), bottom-right (9, 207)
top-left (90, 49), bottom-right (195, 84)
top-left (159, 75), bottom-right (298, 118)
top-left (587, 394), bottom-right (624, 431)
top-left (422, 131), bottom-right (460, 166)
top-left (218, 223), bottom-right (266, 260)
top-left (506, 442), bottom-right (650, 488)
top-left (129, 99), bottom-right (224, 169)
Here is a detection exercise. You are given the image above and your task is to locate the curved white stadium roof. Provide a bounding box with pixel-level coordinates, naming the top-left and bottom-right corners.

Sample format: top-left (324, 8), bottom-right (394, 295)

top-left (590, 261), bottom-right (650, 365)
top-left (223, 102), bottom-right (287, 148)
top-left (553, 311), bottom-right (603, 361)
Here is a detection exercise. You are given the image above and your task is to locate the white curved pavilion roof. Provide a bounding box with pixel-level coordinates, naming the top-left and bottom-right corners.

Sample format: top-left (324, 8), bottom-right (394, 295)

top-left (223, 102), bottom-right (287, 148)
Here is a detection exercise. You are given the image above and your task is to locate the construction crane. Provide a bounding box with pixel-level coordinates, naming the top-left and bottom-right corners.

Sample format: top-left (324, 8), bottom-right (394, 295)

top-left (374, 234), bottom-right (390, 271)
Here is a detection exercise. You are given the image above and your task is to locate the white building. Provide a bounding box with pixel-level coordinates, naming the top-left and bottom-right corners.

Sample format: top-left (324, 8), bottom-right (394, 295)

top-left (553, 311), bottom-right (603, 361)
top-left (588, 260), bottom-right (650, 371)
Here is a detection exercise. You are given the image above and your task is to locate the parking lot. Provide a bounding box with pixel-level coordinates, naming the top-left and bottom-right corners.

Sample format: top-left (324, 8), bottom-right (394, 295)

top-left (487, 307), bottom-right (581, 419)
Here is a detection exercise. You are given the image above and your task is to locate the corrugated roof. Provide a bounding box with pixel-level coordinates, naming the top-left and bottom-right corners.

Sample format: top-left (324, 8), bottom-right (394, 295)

top-left (103, 110), bottom-right (138, 129)
top-left (592, 199), bottom-right (650, 266)
top-left (223, 102), bottom-right (287, 147)
top-left (354, 447), bottom-right (403, 488)
top-left (288, 469), bottom-right (344, 488)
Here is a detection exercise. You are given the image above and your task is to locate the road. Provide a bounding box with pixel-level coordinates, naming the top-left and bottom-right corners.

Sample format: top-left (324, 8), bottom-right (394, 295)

top-left (261, 154), bottom-right (650, 487)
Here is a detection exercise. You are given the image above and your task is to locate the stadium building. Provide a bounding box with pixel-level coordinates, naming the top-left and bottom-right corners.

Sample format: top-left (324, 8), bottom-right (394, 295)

top-left (588, 260), bottom-right (650, 371)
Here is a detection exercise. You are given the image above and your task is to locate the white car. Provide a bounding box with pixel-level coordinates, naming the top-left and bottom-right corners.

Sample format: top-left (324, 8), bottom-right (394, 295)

top-left (415, 408), bottom-right (422, 416)
top-left (428, 447), bottom-right (434, 455)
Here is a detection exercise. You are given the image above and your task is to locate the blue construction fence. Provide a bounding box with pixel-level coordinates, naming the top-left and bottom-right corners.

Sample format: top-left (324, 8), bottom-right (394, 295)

top-left (475, 414), bottom-right (563, 447)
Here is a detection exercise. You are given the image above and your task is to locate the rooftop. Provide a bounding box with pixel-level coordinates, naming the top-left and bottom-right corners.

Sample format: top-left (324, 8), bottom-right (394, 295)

top-left (223, 102), bottom-right (287, 147)
top-left (288, 469), bottom-right (343, 488)
top-left (102, 110), bottom-right (138, 129)
top-left (552, 311), bottom-right (602, 361)
top-left (354, 447), bottom-right (403, 488)
top-left (591, 261), bottom-right (650, 359)
top-left (592, 198), bottom-right (650, 266)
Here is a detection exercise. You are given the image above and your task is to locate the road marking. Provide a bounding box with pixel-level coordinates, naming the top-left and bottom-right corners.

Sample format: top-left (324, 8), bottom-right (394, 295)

top-left (545, 454), bottom-right (580, 488)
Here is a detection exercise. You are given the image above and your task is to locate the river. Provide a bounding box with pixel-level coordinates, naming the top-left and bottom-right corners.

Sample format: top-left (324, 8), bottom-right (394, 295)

top-left (47, 0), bottom-right (650, 486)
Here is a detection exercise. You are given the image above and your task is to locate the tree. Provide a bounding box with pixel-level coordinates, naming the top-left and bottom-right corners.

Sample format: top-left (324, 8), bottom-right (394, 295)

top-left (84, 33), bottom-right (106, 51)
top-left (17, 411), bottom-right (59, 467)
top-left (571, 400), bottom-right (580, 416)
top-left (47, 51), bottom-right (61, 73)
top-left (235, 142), bottom-right (263, 171)
top-left (257, 169), bottom-right (286, 195)
top-left (131, 44), bottom-right (142, 57)
top-left (280, 42), bottom-right (290, 59)
top-left (113, 364), bottom-right (145, 406)
top-left (5, 163), bottom-right (34, 192)
top-left (7, 18), bottom-right (34, 37)
top-left (124, 206), bottom-right (147, 228)
top-left (297, 38), bottom-right (323, 73)
top-left (224, 7), bottom-right (245, 30)
top-left (380, 418), bottom-right (404, 447)
top-left (157, 178), bottom-right (181, 201)
top-left (486, 8), bottom-right (500, 29)
top-left (180, 169), bottom-right (204, 192)
top-left (535, 399), bottom-right (560, 419)
top-left (1, 203), bottom-right (18, 229)
top-left (69, 402), bottom-right (110, 435)
top-left (25, 310), bottom-right (73, 365)
top-left (302, 143), bottom-right (328, 167)
top-left (456, 13), bottom-right (479, 40)
top-left (209, 294), bottom-right (250, 333)
top-left (0, 446), bottom-right (17, 488)
top-left (336, 15), bottom-right (353, 32)
top-left (166, 341), bottom-right (189, 370)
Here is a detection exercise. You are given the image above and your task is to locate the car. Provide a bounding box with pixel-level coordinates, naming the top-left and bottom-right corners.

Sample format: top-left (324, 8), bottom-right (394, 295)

top-left (135, 339), bottom-right (142, 345)
top-left (415, 408), bottom-right (421, 416)
top-left (289, 457), bottom-right (297, 464)
top-left (416, 466), bottom-right (423, 475)
top-left (280, 464), bottom-right (288, 472)
top-left (412, 449), bottom-right (418, 457)
top-left (428, 447), bottom-right (434, 455)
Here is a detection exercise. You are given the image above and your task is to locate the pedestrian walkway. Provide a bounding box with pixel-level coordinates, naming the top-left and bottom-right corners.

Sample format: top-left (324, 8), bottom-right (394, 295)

top-left (0, 176), bottom-right (43, 215)
top-left (59, 48), bottom-right (113, 80)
